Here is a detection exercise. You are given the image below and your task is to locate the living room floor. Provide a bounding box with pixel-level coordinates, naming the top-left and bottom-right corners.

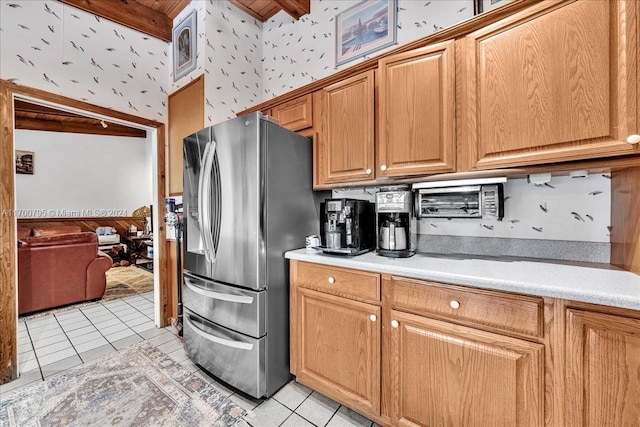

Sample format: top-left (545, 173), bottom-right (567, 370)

top-left (2, 293), bottom-right (377, 427)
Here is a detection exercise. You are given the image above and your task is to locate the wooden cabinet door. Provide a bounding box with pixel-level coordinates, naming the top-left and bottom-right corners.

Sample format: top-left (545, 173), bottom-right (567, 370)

top-left (168, 76), bottom-right (204, 195)
top-left (566, 309), bottom-right (640, 426)
top-left (378, 40), bottom-right (456, 177)
top-left (390, 310), bottom-right (544, 427)
top-left (316, 70), bottom-right (375, 186)
top-left (271, 94), bottom-right (313, 132)
top-left (457, 0), bottom-right (640, 171)
top-left (294, 287), bottom-right (381, 416)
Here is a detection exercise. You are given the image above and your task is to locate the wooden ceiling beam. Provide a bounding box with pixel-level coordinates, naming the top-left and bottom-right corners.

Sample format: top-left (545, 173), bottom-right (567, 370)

top-left (15, 116), bottom-right (147, 138)
top-left (59, 0), bottom-right (173, 42)
top-left (229, 0), bottom-right (278, 22)
top-left (272, 0), bottom-right (310, 20)
top-left (14, 100), bottom-right (147, 138)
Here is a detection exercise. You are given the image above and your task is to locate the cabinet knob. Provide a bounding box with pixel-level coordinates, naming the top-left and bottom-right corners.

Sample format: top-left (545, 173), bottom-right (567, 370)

top-left (449, 300), bottom-right (460, 310)
top-left (391, 320), bottom-right (399, 328)
top-left (370, 314), bottom-right (377, 322)
top-left (627, 134), bottom-right (640, 145)
top-left (365, 168), bottom-right (372, 175)
top-left (380, 164), bottom-right (387, 171)
top-left (327, 276), bottom-right (335, 284)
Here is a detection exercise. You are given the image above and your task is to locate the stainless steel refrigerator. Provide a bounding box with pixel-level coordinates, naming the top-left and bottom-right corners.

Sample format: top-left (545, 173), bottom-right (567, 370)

top-left (181, 112), bottom-right (324, 398)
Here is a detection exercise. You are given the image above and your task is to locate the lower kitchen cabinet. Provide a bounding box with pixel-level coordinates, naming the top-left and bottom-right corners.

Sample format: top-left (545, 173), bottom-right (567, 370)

top-left (566, 308), bottom-right (640, 426)
top-left (293, 287), bottom-right (381, 416)
top-left (390, 310), bottom-right (544, 427)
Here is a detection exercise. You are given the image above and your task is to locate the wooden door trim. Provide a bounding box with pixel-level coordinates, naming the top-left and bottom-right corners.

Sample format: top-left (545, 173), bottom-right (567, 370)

top-left (0, 80), bottom-right (168, 384)
top-left (168, 74), bottom-right (204, 196)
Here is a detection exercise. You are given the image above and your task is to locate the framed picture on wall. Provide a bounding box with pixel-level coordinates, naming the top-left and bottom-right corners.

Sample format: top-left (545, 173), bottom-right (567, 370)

top-left (15, 150), bottom-right (34, 175)
top-left (173, 10), bottom-right (197, 81)
top-left (474, 0), bottom-right (513, 14)
top-left (335, 0), bottom-right (398, 67)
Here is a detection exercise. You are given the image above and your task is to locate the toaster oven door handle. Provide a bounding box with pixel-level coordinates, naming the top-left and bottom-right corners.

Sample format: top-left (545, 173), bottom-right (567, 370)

top-left (418, 185), bottom-right (481, 194)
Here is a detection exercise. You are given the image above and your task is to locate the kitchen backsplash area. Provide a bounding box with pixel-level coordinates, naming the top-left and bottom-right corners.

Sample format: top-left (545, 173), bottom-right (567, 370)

top-left (333, 173), bottom-right (612, 263)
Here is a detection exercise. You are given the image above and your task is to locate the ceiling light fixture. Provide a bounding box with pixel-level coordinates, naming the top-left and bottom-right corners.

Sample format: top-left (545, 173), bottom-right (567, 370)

top-left (100, 119), bottom-right (108, 128)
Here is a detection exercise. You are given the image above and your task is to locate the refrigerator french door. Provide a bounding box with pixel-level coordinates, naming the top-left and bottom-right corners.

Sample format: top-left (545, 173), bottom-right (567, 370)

top-left (182, 112), bottom-right (323, 398)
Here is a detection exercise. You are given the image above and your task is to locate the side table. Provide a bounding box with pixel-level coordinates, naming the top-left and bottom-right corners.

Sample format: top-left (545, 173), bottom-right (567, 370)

top-left (121, 235), bottom-right (154, 271)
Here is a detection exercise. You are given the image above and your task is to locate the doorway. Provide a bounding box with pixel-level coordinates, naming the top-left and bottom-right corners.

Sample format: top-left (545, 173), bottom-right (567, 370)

top-left (0, 80), bottom-right (170, 384)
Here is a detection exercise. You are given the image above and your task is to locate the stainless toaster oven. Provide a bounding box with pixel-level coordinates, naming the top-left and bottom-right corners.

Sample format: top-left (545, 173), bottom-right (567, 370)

top-left (414, 183), bottom-right (504, 219)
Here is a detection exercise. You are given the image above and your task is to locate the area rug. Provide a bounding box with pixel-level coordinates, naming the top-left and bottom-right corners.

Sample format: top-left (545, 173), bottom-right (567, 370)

top-left (105, 265), bottom-right (155, 300)
top-left (0, 342), bottom-right (252, 427)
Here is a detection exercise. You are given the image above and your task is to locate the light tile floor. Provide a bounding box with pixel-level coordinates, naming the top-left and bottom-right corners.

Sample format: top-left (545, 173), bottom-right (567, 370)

top-left (2, 292), bottom-right (377, 427)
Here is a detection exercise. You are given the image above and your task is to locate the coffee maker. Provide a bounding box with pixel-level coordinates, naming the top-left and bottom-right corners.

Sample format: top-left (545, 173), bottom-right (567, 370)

top-left (376, 189), bottom-right (415, 258)
top-left (320, 199), bottom-right (375, 256)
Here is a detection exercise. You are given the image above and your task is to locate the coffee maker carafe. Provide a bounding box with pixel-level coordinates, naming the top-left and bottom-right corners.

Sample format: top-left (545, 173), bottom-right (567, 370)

top-left (376, 189), bottom-right (415, 258)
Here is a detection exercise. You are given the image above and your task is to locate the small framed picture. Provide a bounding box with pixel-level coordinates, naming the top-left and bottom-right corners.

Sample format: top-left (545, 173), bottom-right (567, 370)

top-left (173, 10), bottom-right (197, 81)
top-left (475, 0), bottom-right (513, 14)
top-left (335, 0), bottom-right (398, 67)
top-left (15, 150), bottom-right (34, 175)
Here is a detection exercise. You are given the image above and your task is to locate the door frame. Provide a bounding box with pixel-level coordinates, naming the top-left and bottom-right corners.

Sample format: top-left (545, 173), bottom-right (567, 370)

top-left (0, 79), bottom-right (170, 383)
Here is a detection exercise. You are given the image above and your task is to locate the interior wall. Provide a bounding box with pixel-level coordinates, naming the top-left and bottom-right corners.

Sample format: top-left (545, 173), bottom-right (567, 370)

top-left (262, 0), bottom-right (474, 98)
top-left (0, 0), bottom-right (168, 121)
top-left (334, 174), bottom-right (612, 243)
top-left (14, 129), bottom-right (152, 217)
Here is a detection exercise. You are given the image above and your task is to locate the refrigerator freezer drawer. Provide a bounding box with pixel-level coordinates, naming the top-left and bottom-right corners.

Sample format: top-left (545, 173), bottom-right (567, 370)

top-left (183, 272), bottom-right (266, 338)
top-left (183, 309), bottom-right (266, 398)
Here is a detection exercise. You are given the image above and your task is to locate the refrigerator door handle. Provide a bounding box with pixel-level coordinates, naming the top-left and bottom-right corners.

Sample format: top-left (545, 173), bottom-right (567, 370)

top-left (184, 277), bottom-right (254, 304)
top-left (197, 140), bottom-right (218, 264)
top-left (184, 315), bottom-right (254, 350)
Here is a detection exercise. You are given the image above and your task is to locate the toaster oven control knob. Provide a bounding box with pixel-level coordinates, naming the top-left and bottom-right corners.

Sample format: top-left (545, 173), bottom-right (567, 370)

top-left (365, 168), bottom-right (372, 175)
top-left (391, 320), bottom-right (399, 328)
top-left (627, 134), bottom-right (640, 144)
top-left (370, 314), bottom-right (377, 322)
top-left (327, 276), bottom-right (335, 284)
top-left (380, 164), bottom-right (387, 171)
top-left (449, 300), bottom-right (460, 310)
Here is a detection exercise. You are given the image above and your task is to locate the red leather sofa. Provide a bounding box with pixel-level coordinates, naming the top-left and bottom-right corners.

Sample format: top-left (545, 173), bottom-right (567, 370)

top-left (17, 226), bottom-right (112, 315)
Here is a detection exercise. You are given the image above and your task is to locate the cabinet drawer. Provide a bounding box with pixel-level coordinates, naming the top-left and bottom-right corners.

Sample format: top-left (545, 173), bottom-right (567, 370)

top-left (295, 262), bottom-right (380, 303)
top-left (391, 277), bottom-right (543, 337)
top-left (271, 94), bottom-right (313, 132)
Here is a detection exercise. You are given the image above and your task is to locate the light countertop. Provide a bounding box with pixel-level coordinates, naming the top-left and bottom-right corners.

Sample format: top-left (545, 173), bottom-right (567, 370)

top-left (285, 249), bottom-right (640, 311)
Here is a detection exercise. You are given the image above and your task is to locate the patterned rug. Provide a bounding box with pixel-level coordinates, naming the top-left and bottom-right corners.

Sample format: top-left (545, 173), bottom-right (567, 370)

top-left (105, 265), bottom-right (155, 300)
top-left (0, 342), bottom-right (251, 427)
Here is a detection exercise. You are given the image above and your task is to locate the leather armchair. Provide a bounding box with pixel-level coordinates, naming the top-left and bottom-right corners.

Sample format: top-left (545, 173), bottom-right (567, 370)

top-left (18, 227), bottom-right (112, 315)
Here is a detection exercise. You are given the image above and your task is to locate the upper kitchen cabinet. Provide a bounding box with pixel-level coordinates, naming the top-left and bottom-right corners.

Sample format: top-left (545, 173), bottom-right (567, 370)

top-left (378, 40), bottom-right (456, 177)
top-left (315, 70), bottom-right (375, 187)
top-left (270, 93), bottom-right (313, 133)
top-left (457, 0), bottom-right (640, 171)
top-left (168, 76), bottom-right (204, 196)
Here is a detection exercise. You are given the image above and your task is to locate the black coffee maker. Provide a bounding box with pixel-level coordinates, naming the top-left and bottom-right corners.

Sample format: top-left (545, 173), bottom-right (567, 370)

top-left (320, 199), bottom-right (375, 256)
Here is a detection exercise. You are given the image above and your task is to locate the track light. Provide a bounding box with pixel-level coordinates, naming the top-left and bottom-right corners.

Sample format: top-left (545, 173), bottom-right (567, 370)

top-left (100, 119), bottom-right (108, 128)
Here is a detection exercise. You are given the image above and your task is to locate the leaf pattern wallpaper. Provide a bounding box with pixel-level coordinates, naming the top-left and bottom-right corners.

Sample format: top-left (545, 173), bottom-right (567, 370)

top-left (0, 0), bottom-right (168, 121)
top-left (262, 0), bottom-right (473, 98)
top-left (415, 174), bottom-right (612, 242)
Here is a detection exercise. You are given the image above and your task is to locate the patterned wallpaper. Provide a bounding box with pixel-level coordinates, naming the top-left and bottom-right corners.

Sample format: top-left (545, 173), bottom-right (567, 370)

top-left (167, 0), bottom-right (263, 125)
top-left (203, 0), bottom-right (263, 125)
top-left (415, 174), bottom-right (611, 242)
top-left (262, 0), bottom-right (474, 99)
top-left (0, 0), bottom-right (168, 121)
top-left (334, 174), bottom-right (612, 243)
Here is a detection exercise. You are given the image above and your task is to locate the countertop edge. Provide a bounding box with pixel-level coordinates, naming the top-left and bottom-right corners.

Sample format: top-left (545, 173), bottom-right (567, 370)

top-left (285, 249), bottom-right (640, 311)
